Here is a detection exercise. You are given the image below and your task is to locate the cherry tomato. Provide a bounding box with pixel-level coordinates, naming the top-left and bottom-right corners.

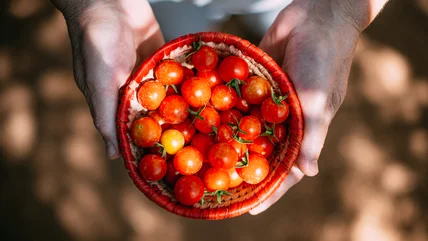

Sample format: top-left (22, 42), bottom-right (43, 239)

top-left (238, 116), bottom-right (261, 141)
top-left (196, 162), bottom-right (212, 180)
top-left (196, 68), bottom-right (223, 88)
top-left (147, 146), bottom-right (172, 160)
top-left (220, 109), bottom-right (242, 126)
top-left (249, 106), bottom-right (265, 127)
top-left (183, 67), bottom-right (195, 79)
top-left (272, 124), bottom-right (287, 144)
top-left (174, 175), bottom-right (205, 206)
top-left (131, 117), bottom-right (162, 147)
top-left (227, 139), bottom-right (248, 159)
top-left (159, 95), bottom-right (189, 124)
top-left (248, 136), bottom-right (274, 158)
top-left (208, 143), bottom-right (238, 170)
top-left (139, 154), bottom-right (167, 181)
top-left (154, 59), bottom-right (184, 85)
top-left (218, 56), bottom-right (249, 81)
top-left (137, 80), bottom-right (166, 110)
top-left (261, 98), bottom-right (289, 124)
top-left (147, 110), bottom-right (170, 131)
top-left (203, 168), bottom-right (230, 192)
top-left (160, 129), bottom-right (185, 155)
top-left (193, 106), bottom-right (220, 134)
top-left (170, 119), bottom-right (196, 144)
top-left (181, 77), bottom-right (211, 107)
top-left (216, 125), bottom-right (234, 143)
top-left (163, 161), bottom-right (182, 187)
top-left (241, 76), bottom-right (272, 105)
top-left (236, 153), bottom-right (269, 184)
top-left (191, 133), bottom-right (216, 160)
top-left (210, 85), bottom-right (238, 111)
top-left (235, 97), bottom-right (251, 113)
top-left (192, 45), bottom-right (218, 72)
top-left (227, 168), bottom-right (244, 188)
top-left (174, 146), bottom-right (203, 175)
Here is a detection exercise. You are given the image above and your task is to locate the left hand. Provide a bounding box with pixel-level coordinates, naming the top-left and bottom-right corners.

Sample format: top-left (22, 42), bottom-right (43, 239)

top-left (249, 0), bottom-right (364, 215)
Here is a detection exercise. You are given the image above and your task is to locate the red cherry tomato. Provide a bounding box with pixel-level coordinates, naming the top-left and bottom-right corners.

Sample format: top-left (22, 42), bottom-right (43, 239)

top-left (181, 77), bottom-right (211, 107)
top-left (216, 125), bottom-right (234, 143)
top-left (196, 68), bottom-right (223, 88)
top-left (203, 168), bottom-right (231, 192)
top-left (170, 119), bottom-right (196, 144)
top-left (137, 80), bottom-right (166, 110)
top-left (210, 85), bottom-right (238, 111)
top-left (174, 175), bottom-right (205, 206)
top-left (208, 143), bottom-right (238, 170)
top-left (147, 110), bottom-right (170, 131)
top-left (173, 146), bottom-right (203, 175)
top-left (196, 162), bottom-right (212, 180)
top-left (154, 59), bottom-right (184, 85)
top-left (163, 161), bottom-right (182, 187)
top-left (192, 45), bottom-right (218, 72)
top-left (248, 136), bottom-right (274, 158)
top-left (261, 98), bottom-right (290, 124)
top-left (191, 133), bottom-right (216, 160)
top-left (228, 139), bottom-right (248, 159)
top-left (238, 116), bottom-right (261, 141)
top-left (130, 117), bottom-right (162, 147)
top-left (183, 67), bottom-right (195, 79)
top-left (218, 56), bottom-right (249, 81)
top-left (241, 76), bottom-right (272, 105)
top-left (139, 154), bottom-right (167, 181)
top-left (234, 97), bottom-right (251, 113)
top-left (220, 109), bottom-right (243, 126)
top-left (193, 106), bottom-right (220, 134)
top-left (159, 95), bottom-right (189, 124)
top-left (236, 153), bottom-right (269, 184)
top-left (249, 106), bottom-right (265, 127)
top-left (227, 168), bottom-right (244, 188)
top-left (272, 124), bottom-right (287, 144)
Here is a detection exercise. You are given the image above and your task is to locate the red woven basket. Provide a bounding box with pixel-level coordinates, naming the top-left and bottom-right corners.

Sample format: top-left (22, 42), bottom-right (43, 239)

top-left (116, 32), bottom-right (303, 220)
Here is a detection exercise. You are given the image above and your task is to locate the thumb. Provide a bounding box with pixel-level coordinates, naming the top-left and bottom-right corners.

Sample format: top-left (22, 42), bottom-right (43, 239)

top-left (295, 91), bottom-right (331, 176)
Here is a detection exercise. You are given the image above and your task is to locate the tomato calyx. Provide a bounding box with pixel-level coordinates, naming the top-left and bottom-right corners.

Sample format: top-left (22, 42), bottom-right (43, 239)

top-left (187, 105), bottom-right (206, 125)
top-left (271, 89), bottom-right (290, 106)
top-left (227, 118), bottom-right (255, 144)
top-left (154, 142), bottom-right (167, 158)
top-left (165, 84), bottom-right (179, 94)
top-left (185, 35), bottom-right (203, 58)
top-left (235, 149), bottom-right (250, 168)
top-left (260, 123), bottom-right (279, 144)
top-left (225, 78), bottom-right (246, 97)
top-left (199, 190), bottom-right (231, 205)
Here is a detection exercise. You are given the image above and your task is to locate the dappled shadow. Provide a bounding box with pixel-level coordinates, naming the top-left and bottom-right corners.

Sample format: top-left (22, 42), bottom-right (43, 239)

top-left (0, 0), bottom-right (427, 241)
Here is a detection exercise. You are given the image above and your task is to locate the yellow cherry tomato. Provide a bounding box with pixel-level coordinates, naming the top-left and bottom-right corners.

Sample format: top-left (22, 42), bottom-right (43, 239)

top-left (160, 129), bottom-right (185, 155)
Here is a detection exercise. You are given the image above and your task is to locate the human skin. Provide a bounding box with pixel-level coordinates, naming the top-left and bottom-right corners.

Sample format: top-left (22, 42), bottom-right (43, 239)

top-left (51, 0), bottom-right (389, 214)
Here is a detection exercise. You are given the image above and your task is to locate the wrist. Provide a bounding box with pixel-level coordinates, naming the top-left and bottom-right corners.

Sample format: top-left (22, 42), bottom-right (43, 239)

top-left (292, 0), bottom-right (389, 33)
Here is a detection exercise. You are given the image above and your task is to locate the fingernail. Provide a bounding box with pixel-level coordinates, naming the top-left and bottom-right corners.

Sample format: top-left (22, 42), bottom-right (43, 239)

top-left (106, 142), bottom-right (117, 158)
top-left (309, 160), bottom-right (319, 175)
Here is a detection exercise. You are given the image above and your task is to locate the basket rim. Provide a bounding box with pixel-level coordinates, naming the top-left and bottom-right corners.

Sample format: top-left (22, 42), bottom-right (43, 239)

top-left (116, 32), bottom-right (304, 220)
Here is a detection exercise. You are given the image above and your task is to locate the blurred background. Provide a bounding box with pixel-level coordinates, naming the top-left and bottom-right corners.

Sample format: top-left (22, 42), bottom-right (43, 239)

top-left (1, 0), bottom-right (427, 241)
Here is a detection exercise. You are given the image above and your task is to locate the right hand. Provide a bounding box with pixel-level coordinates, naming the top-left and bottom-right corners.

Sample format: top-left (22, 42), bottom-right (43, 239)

top-left (52, 0), bottom-right (165, 159)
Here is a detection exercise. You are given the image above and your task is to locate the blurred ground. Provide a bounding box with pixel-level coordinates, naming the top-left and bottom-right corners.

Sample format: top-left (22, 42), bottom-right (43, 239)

top-left (0, 1), bottom-right (427, 241)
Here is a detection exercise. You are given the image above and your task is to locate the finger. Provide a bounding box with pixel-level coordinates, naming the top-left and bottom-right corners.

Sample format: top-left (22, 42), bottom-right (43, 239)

top-left (249, 165), bottom-right (304, 215)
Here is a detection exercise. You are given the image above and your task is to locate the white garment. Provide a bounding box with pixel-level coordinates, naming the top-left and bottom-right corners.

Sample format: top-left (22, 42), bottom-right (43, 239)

top-left (148, 0), bottom-right (293, 41)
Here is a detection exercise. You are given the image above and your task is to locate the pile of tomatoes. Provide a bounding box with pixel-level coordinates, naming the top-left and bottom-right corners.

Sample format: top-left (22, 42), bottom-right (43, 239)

top-left (130, 43), bottom-right (290, 206)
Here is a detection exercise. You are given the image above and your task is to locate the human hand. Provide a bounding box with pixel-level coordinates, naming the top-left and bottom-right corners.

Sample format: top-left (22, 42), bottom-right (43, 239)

top-left (52, 0), bottom-right (164, 159)
top-left (250, 0), bottom-right (388, 214)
